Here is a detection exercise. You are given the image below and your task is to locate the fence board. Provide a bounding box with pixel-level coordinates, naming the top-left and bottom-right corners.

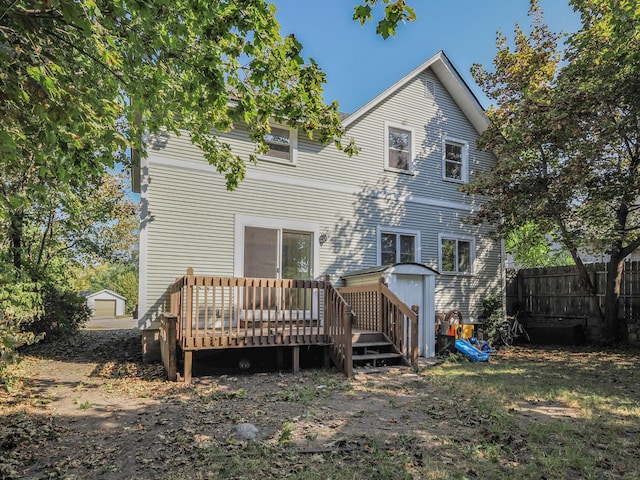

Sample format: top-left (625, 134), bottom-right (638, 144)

top-left (507, 261), bottom-right (640, 343)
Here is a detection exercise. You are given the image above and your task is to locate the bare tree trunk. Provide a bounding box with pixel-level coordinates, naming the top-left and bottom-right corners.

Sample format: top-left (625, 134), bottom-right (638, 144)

top-left (603, 251), bottom-right (625, 343)
top-left (564, 242), bottom-right (604, 323)
top-left (9, 210), bottom-right (24, 274)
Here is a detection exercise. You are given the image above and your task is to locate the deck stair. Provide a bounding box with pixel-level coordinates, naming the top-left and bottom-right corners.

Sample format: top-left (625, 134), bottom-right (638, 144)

top-left (352, 332), bottom-right (405, 368)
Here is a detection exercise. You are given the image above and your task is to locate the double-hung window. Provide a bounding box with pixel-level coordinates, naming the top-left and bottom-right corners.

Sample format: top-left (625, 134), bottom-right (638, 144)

top-left (378, 228), bottom-right (420, 265)
top-left (439, 234), bottom-right (474, 274)
top-left (385, 121), bottom-right (414, 173)
top-left (443, 137), bottom-right (468, 182)
top-left (260, 125), bottom-right (298, 164)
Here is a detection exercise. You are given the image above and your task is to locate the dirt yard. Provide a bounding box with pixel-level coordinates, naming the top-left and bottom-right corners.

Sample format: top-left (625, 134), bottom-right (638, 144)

top-left (1, 330), bottom-right (639, 479)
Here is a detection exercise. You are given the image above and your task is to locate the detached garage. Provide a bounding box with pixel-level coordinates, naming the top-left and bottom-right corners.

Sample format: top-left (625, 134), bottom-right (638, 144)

top-left (85, 290), bottom-right (126, 317)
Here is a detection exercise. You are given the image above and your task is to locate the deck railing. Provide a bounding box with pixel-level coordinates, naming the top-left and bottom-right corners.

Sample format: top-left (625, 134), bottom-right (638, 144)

top-left (323, 281), bottom-right (355, 378)
top-left (165, 269), bottom-right (355, 379)
top-left (339, 280), bottom-right (419, 368)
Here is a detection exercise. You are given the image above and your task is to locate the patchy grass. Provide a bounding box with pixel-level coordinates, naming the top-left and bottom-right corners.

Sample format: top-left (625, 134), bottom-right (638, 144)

top-left (1, 331), bottom-right (639, 479)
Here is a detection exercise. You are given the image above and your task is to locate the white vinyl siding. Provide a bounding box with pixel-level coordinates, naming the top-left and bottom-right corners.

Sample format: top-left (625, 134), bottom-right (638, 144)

top-left (139, 66), bottom-right (502, 326)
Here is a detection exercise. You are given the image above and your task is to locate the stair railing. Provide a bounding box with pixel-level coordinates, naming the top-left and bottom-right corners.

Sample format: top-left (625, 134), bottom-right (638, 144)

top-left (323, 277), bottom-right (355, 378)
top-left (339, 280), bottom-right (419, 368)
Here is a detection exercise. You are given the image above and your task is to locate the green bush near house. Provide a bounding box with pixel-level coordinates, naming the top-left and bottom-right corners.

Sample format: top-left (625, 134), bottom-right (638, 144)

top-left (27, 287), bottom-right (91, 340)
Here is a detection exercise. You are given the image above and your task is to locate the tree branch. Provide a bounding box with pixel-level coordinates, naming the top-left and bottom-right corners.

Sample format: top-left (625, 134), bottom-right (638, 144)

top-left (42, 27), bottom-right (127, 85)
top-left (0, 0), bottom-right (20, 22)
top-left (36, 208), bottom-right (55, 267)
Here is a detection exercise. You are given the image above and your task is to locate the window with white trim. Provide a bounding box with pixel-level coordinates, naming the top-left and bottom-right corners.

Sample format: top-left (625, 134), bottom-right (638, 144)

top-left (260, 125), bottom-right (298, 164)
top-left (439, 234), bottom-right (474, 274)
top-left (443, 137), bottom-right (468, 182)
top-left (377, 228), bottom-right (420, 265)
top-left (385, 122), bottom-right (414, 173)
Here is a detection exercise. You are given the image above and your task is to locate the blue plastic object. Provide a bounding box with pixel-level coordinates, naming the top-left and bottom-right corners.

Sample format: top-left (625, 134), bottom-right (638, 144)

top-left (468, 337), bottom-right (494, 353)
top-left (455, 339), bottom-right (491, 362)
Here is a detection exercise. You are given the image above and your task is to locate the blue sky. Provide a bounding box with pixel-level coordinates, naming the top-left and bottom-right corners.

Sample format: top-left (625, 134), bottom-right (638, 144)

top-left (273, 0), bottom-right (582, 112)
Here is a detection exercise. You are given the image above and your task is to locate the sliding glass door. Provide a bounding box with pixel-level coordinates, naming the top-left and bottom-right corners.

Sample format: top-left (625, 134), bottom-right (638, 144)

top-left (243, 227), bottom-right (313, 312)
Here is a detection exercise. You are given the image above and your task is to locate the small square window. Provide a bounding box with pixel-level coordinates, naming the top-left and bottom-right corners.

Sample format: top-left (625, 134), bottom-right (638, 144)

top-left (443, 138), bottom-right (468, 182)
top-left (265, 127), bottom-right (291, 160)
top-left (260, 125), bottom-right (298, 164)
top-left (385, 122), bottom-right (414, 173)
top-left (440, 235), bottom-right (474, 274)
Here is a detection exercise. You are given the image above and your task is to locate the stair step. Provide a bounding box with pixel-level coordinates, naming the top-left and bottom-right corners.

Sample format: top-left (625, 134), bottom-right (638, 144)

top-left (352, 332), bottom-right (387, 343)
top-left (352, 341), bottom-right (394, 349)
top-left (352, 352), bottom-right (403, 362)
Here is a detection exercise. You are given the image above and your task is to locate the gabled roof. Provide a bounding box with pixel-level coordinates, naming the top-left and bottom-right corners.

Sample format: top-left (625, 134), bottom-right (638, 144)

top-left (342, 51), bottom-right (489, 134)
top-left (85, 289), bottom-right (127, 301)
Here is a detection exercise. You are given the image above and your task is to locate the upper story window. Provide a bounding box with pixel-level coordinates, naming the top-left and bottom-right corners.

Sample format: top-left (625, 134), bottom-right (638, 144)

top-left (377, 227), bottom-right (420, 265)
top-left (443, 137), bottom-right (468, 183)
top-left (439, 234), bottom-right (474, 274)
top-left (260, 125), bottom-right (298, 165)
top-left (385, 121), bottom-right (414, 174)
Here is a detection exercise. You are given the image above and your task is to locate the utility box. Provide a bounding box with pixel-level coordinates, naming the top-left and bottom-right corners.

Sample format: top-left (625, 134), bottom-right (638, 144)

top-left (342, 263), bottom-right (439, 358)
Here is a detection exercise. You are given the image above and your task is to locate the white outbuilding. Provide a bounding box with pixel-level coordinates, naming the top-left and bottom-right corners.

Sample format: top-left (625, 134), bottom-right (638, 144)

top-left (85, 289), bottom-right (126, 317)
top-left (342, 263), bottom-right (439, 358)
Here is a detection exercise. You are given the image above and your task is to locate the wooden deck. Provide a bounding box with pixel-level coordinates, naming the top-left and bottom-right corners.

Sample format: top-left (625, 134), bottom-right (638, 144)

top-left (160, 269), bottom-right (419, 382)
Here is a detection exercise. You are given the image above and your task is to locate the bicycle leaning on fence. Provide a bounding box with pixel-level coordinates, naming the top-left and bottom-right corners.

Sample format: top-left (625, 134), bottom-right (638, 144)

top-left (500, 315), bottom-right (530, 346)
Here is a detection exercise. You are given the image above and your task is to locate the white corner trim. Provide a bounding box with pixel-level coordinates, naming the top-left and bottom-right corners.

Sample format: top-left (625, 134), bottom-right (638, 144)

top-left (137, 153), bottom-right (150, 329)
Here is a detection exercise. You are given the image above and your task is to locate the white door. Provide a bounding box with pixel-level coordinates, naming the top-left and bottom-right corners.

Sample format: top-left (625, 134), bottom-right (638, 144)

top-left (385, 272), bottom-right (436, 358)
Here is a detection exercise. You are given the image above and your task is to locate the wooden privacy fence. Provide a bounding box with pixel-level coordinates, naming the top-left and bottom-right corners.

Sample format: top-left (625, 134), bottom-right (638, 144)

top-left (506, 261), bottom-right (640, 342)
top-left (339, 281), bottom-right (419, 368)
top-left (165, 269), bottom-right (355, 381)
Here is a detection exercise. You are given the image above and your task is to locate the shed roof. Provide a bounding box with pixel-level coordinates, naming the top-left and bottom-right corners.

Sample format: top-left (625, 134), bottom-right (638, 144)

top-left (85, 289), bottom-right (127, 301)
top-left (342, 263), bottom-right (439, 279)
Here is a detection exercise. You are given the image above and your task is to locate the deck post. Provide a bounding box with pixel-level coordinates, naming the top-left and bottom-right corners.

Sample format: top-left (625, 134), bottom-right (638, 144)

top-left (377, 278), bottom-right (385, 333)
top-left (291, 346), bottom-right (300, 374)
top-left (276, 347), bottom-right (284, 370)
top-left (185, 268), bottom-right (193, 345)
top-left (165, 314), bottom-right (178, 381)
top-left (184, 351), bottom-right (193, 383)
top-left (344, 310), bottom-right (354, 378)
top-left (323, 346), bottom-right (331, 369)
top-left (411, 305), bottom-right (420, 367)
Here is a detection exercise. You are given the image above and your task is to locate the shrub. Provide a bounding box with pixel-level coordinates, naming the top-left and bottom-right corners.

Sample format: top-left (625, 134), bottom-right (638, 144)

top-left (479, 293), bottom-right (506, 346)
top-left (0, 280), bottom-right (43, 383)
top-left (28, 287), bottom-right (91, 340)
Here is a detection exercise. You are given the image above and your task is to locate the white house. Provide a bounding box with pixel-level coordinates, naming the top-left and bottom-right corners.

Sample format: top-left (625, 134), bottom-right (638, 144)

top-left (134, 51), bottom-right (504, 366)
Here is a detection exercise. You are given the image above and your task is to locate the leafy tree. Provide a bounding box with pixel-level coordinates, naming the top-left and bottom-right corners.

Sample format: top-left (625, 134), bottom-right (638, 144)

top-left (506, 222), bottom-right (573, 269)
top-left (467, 0), bottom-right (640, 342)
top-left (1, 1), bottom-right (356, 201)
top-left (353, 0), bottom-right (416, 38)
top-left (1, 171), bottom-right (137, 283)
top-left (1, 0), bottom-right (414, 374)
